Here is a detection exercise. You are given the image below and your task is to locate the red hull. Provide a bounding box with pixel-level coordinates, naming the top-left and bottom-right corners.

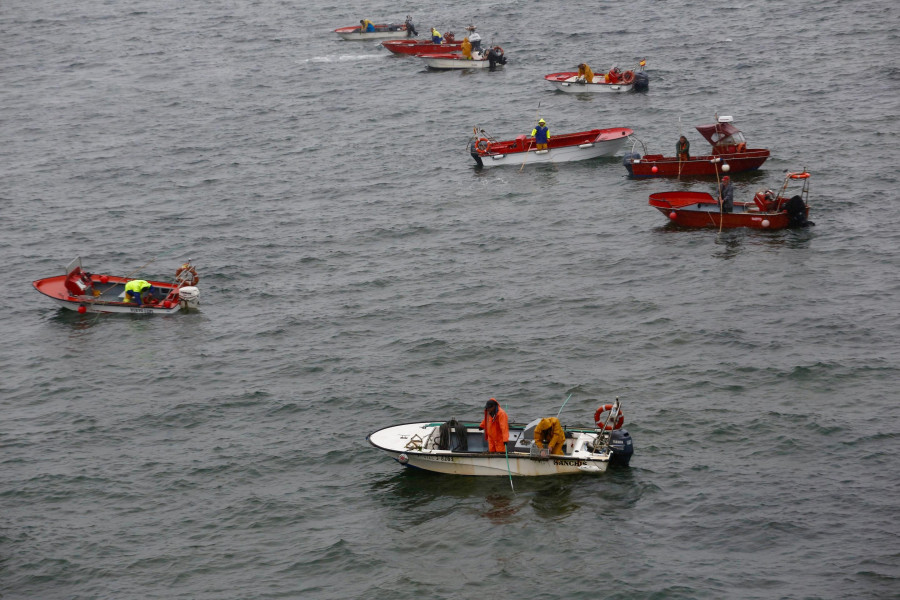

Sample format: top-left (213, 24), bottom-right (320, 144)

top-left (648, 191), bottom-right (801, 230)
top-left (627, 149), bottom-right (770, 177)
top-left (382, 39), bottom-right (462, 55)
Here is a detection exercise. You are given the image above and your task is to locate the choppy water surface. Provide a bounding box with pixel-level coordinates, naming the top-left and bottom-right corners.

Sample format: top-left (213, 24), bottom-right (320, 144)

top-left (1, 0), bottom-right (899, 598)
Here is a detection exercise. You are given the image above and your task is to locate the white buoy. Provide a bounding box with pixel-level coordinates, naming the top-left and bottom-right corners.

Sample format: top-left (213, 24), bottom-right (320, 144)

top-left (761, 219), bottom-right (770, 228)
top-left (722, 163), bottom-right (730, 172)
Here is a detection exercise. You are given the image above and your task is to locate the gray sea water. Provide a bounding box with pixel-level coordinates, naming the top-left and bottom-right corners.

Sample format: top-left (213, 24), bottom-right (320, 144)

top-left (2, 0), bottom-right (899, 598)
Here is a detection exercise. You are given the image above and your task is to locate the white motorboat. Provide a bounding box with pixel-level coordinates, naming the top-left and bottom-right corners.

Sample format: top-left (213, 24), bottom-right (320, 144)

top-left (468, 126), bottom-right (633, 168)
top-left (367, 403), bottom-right (633, 476)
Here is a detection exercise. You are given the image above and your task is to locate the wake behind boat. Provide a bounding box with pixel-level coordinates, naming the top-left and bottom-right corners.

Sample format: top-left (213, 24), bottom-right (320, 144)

top-left (649, 171), bottom-right (814, 229)
top-left (32, 257), bottom-right (201, 315)
top-left (625, 115), bottom-right (769, 177)
top-left (367, 401), bottom-right (633, 476)
top-left (468, 125), bottom-right (633, 167)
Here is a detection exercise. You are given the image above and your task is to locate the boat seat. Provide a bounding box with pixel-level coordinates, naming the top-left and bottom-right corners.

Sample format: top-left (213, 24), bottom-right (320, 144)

top-left (515, 134), bottom-right (526, 149)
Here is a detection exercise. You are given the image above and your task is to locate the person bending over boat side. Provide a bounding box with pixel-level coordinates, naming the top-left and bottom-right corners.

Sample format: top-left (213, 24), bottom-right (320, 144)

top-left (479, 398), bottom-right (509, 453)
top-left (577, 63), bottom-right (594, 83)
top-left (718, 175), bottom-right (734, 213)
top-left (360, 19), bottom-right (375, 32)
top-left (534, 417), bottom-right (566, 456)
top-left (405, 15), bottom-right (418, 37)
top-left (461, 37), bottom-right (472, 59)
top-left (124, 279), bottom-right (155, 305)
top-left (677, 135), bottom-right (690, 160)
top-left (430, 27), bottom-right (442, 43)
top-left (531, 118), bottom-right (550, 150)
top-left (486, 46), bottom-right (506, 70)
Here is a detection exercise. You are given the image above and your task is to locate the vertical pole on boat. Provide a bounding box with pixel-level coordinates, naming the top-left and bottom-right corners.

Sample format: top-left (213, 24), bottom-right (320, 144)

top-left (503, 400), bottom-right (515, 493)
top-left (713, 158), bottom-right (725, 234)
top-left (555, 393), bottom-right (572, 418)
top-left (677, 116), bottom-right (684, 180)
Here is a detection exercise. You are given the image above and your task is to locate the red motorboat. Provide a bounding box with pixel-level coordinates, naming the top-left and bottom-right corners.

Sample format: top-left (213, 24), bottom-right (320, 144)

top-left (648, 171), bottom-right (813, 230)
top-left (625, 115), bottom-right (769, 177)
top-left (382, 36), bottom-right (461, 55)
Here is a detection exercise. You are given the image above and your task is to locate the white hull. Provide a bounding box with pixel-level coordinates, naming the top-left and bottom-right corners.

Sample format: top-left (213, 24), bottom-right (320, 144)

top-left (479, 137), bottom-right (628, 168)
top-left (368, 422), bottom-right (611, 476)
top-left (548, 77), bottom-right (634, 93)
top-left (421, 56), bottom-right (495, 70)
top-left (337, 30), bottom-right (404, 40)
top-left (49, 296), bottom-right (185, 315)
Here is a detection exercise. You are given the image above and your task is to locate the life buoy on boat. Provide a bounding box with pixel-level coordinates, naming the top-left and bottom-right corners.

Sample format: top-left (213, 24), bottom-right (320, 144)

top-left (622, 70), bottom-right (635, 84)
top-left (175, 264), bottom-right (200, 286)
top-left (735, 142), bottom-right (746, 152)
top-left (594, 404), bottom-right (625, 430)
top-left (476, 137), bottom-right (491, 153)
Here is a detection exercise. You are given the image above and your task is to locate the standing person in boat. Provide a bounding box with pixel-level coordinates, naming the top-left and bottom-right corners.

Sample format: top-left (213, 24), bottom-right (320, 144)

top-left (577, 63), bottom-right (594, 83)
top-left (359, 19), bottom-right (375, 32)
top-left (124, 280), bottom-right (155, 305)
top-left (718, 175), bottom-right (734, 213)
top-left (479, 398), bottom-right (509, 453)
top-left (531, 118), bottom-right (550, 150)
top-left (430, 27), bottom-right (442, 44)
top-left (404, 15), bottom-right (418, 37)
top-left (461, 36), bottom-right (473, 59)
top-left (466, 25), bottom-right (482, 51)
top-left (677, 135), bottom-right (690, 160)
top-left (534, 417), bottom-right (566, 456)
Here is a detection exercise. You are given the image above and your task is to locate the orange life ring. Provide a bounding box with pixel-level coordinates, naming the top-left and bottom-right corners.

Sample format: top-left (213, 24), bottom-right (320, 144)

top-left (175, 264), bottom-right (200, 286)
top-left (476, 137), bottom-right (490, 153)
top-left (735, 142), bottom-right (747, 152)
top-left (788, 171), bottom-right (810, 179)
top-left (622, 70), bottom-right (635, 84)
top-left (594, 404), bottom-right (625, 430)
top-left (493, 46), bottom-right (503, 54)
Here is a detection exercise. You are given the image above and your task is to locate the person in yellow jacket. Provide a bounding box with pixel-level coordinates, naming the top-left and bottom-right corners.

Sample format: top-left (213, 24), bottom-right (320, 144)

top-left (577, 63), bottom-right (594, 83)
top-left (430, 27), bottom-right (442, 44)
top-left (534, 417), bottom-right (566, 455)
top-left (461, 37), bottom-right (472, 59)
top-left (531, 118), bottom-right (550, 150)
top-left (124, 279), bottom-right (154, 304)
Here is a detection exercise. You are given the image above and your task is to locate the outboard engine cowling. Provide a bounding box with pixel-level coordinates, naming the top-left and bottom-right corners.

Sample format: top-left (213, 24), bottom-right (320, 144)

top-left (633, 72), bottom-right (649, 92)
top-left (606, 428), bottom-right (633, 467)
top-left (622, 152), bottom-right (641, 176)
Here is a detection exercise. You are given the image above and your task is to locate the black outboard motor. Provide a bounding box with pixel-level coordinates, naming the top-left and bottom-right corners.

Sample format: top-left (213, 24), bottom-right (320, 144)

top-left (486, 47), bottom-right (507, 71)
top-left (606, 428), bottom-right (634, 467)
top-left (633, 71), bottom-right (649, 92)
top-left (784, 195), bottom-right (815, 227)
top-left (622, 152), bottom-right (641, 176)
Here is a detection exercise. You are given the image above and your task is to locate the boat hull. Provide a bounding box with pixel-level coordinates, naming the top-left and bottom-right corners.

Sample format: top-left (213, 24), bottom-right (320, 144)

top-left (626, 150), bottom-right (770, 177)
top-left (544, 72), bottom-right (634, 93)
top-left (33, 272), bottom-right (198, 314)
top-left (382, 40), bottom-right (461, 55)
top-left (649, 191), bottom-right (798, 229)
top-left (470, 127), bottom-right (632, 167)
top-left (368, 422), bottom-right (611, 476)
top-left (419, 53), bottom-right (497, 69)
top-left (334, 24), bottom-right (408, 41)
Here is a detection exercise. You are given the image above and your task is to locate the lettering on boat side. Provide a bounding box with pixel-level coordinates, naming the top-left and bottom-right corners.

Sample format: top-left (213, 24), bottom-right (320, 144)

top-left (422, 455), bottom-right (453, 462)
top-left (553, 459), bottom-right (587, 467)
top-left (129, 308), bottom-right (155, 314)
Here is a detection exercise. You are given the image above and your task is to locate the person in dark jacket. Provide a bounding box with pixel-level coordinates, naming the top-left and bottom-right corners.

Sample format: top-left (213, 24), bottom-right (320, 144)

top-left (718, 175), bottom-right (734, 213)
top-left (677, 135), bottom-right (690, 160)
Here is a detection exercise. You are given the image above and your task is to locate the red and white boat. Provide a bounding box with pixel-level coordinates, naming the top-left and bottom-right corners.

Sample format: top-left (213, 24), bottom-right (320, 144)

top-left (32, 257), bottom-right (202, 315)
top-left (625, 115), bottom-right (769, 177)
top-left (468, 126), bottom-right (633, 168)
top-left (648, 171), bottom-right (813, 230)
top-left (545, 60), bottom-right (649, 93)
top-left (382, 38), bottom-right (461, 55)
top-left (334, 22), bottom-right (409, 41)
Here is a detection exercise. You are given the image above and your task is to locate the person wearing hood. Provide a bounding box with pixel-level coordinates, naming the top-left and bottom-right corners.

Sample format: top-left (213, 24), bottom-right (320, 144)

top-left (359, 19), bottom-right (375, 32)
top-left (430, 27), bottom-right (442, 43)
top-left (534, 417), bottom-right (566, 456)
top-left (461, 36), bottom-right (473, 59)
top-left (531, 118), bottom-right (550, 150)
top-left (479, 398), bottom-right (509, 453)
top-left (577, 63), bottom-right (594, 83)
top-left (124, 279), bottom-right (155, 305)
top-left (465, 25), bottom-right (482, 51)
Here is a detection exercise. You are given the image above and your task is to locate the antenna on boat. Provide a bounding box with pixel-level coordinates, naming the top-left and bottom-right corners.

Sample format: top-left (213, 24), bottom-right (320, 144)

top-left (556, 392), bottom-right (573, 418)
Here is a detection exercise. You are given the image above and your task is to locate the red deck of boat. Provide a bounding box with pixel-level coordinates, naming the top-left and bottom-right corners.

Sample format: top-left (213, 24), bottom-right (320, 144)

top-left (628, 149), bottom-right (770, 177)
top-left (478, 128), bottom-right (633, 156)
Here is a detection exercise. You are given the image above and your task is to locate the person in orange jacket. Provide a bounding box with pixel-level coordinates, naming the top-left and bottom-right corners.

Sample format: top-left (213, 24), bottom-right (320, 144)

top-left (534, 417), bottom-right (566, 455)
top-left (479, 398), bottom-right (509, 452)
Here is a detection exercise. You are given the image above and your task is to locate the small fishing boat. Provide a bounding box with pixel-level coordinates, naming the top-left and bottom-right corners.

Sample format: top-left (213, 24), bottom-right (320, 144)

top-left (334, 22), bottom-right (409, 41)
top-left (382, 38), bottom-right (461, 55)
top-left (32, 257), bottom-right (202, 315)
top-left (419, 46), bottom-right (506, 70)
top-left (649, 171), bottom-right (813, 229)
top-left (468, 126), bottom-right (633, 167)
top-left (545, 60), bottom-right (649, 93)
top-left (625, 115), bottom-right (769, 177)
top-left (367, 402), bottom-right (633, 476)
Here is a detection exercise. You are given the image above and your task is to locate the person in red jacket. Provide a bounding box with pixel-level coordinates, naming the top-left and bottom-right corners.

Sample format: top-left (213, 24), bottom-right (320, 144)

top-left (479, 398), bottom-right (509, 453)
